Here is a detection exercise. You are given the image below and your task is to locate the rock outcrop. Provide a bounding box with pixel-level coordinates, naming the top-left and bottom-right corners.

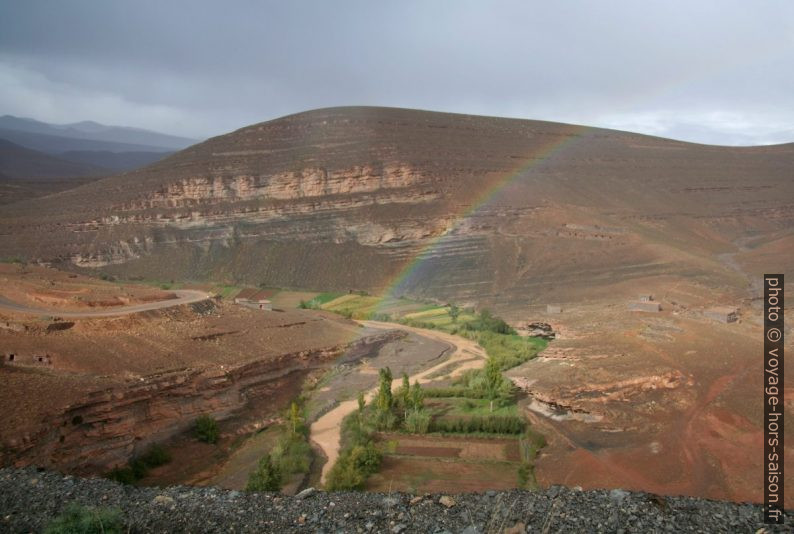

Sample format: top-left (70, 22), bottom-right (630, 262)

top-left (0, 330), bottom-right (402, 474)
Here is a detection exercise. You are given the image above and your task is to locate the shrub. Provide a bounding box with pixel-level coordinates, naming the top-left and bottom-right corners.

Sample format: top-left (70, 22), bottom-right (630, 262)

top-left (517, 462), bottom-right (531, 488)
top-left (461, 309), bottom-right (515, 335)
top-left (106, 467), bottom-right (137, 485)
top-left (325, 453), bottom-right (364, 491)
top-left (105, 443), bottom-right (172, 484)
top-left (326, 442), bottom-right (381, 491)
top-left (272, 434), bottom-right (312, 475)
top-left (349, 442), bottom-right (381, 475)
top-left (246, 454), bottom-right (282, 491)
top-left (404, 410), bottom-right (431, 433)
top-left (520, 426), bottom-right (547, 463)
top-left (138, 444), bottom-right (171, 467)
top-left (44, 504), bottom-right (124, 534)
top-left (298, 299), bottom-right (321, 309)
top-left (195, 414), bottom-right (220, 444)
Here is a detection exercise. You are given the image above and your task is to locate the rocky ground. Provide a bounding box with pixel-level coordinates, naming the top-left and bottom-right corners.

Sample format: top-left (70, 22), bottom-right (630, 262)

top-left (0, 467), bottom-right (789, 533)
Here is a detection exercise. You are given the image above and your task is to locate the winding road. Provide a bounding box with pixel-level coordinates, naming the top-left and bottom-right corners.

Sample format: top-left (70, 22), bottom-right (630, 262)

top-left (309, 320), bottom-right (488, 485)
top-left (0, 289), bottom-right (212, 318)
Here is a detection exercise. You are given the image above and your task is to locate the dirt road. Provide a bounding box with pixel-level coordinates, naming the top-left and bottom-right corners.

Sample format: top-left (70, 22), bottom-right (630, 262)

top-left (0, 289), bottom-right (212, 318)
top-left (309, 320), bottom-right (488, 485)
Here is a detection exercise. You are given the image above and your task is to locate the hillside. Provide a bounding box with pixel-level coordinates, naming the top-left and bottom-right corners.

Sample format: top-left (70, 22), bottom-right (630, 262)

top-left (0, 139), bottom-right (108, 205)
top-left (0, 106), bottom-right (792, 314)
top-left (0, 139), bottom-right (107, 180)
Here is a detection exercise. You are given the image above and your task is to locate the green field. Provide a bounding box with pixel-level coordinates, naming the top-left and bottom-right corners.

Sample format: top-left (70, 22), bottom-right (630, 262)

top-left (424, 396), bottom-right (518, 418)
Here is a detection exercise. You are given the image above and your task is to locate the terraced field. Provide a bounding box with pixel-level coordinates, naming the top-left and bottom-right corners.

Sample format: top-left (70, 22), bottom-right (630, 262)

top-left (366, 434), bottom-right (523, 493)
top-left (316, 293), bottom-right (477, 327)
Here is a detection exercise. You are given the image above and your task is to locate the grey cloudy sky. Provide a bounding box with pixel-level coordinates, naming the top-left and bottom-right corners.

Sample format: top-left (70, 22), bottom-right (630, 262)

top-left (1, 1), bottom-right (792, 145)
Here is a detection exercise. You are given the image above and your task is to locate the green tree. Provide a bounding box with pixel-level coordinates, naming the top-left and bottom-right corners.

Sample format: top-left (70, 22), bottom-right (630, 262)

top-left (357, 391), bottom-right (366, 427)
top-left (377, 367), bottom-right (393, 414)
top-left (397, 372), bottom-right (411, 419)
top-left (410, 380), bottom-right (425, 412)
top-left (289, 401), bottom-right (302, 436)
top-left (449, 304), bottom-right (460, 323)
top-left (246, 454), bottom-right (282, 491)
top-left (483, 358), bottom-right (504, 412)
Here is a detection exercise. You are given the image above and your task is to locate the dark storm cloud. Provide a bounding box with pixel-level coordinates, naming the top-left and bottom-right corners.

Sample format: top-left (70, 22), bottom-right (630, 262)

top-left (1, 1), bottom-right (792, 144)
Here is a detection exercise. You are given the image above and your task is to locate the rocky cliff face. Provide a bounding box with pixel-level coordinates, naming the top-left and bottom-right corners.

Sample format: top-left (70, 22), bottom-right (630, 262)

top-left (1, 330), bottom-right (402, 474)
top-left (1, 107), bottom-right (792, 314)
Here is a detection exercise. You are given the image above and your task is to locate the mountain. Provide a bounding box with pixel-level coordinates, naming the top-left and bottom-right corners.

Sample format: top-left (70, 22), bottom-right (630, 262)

top-left (0, 139), bottom-right (109, 205)
top-left (0, 106), bottom-right (791, 314)
top-left (0, 115), bottom-right (197, 151)
top-left (0, 139), bottom-right (107, 181)
top-left (0, 115), bottom-right (195, 173)
top-left (0, 128), bottom-right (174, 156)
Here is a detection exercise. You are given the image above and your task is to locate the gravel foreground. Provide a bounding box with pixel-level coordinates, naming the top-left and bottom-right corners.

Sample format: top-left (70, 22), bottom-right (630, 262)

top-left (0, 467), bottom-right (789, 533)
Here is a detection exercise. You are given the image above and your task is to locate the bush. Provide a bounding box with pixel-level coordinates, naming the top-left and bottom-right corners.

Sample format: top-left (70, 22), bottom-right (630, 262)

top-left (246, 454), bottom-right (282, 491)
top-left (325, 453), bottom-right (364, 491)
top-left (138, 444), bottom-right (171, 467)
top-left (520, 426), bottom-right (547, 462)
top-left (461, 309), bottom-right (515, 335)
top-left (298, 299), bottom-right (321, 309)
top-left (404, 410), bottom-right (431, 433)
top-left (349, 442), bottom-right (381, 475)
top-left (105, 443), bottom-right (172, 484)
top-left (326, 441), bottom-right (381, 491)
top-left (44, 504), bottom-right (124, 534)
top-left (106, 467), bottom-right (137, 485)
top-left (272, 434), bottom-right (312, 475)
top-left (195, 414), bottom-right (220, 444)
top-left (518, 462), bottom-right (531, 488)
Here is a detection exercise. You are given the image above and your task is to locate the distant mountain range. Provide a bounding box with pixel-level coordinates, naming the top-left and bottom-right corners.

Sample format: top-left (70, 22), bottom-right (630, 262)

top-left (0, 115), bottom-right (201, 204)
top-left (0, 115), bottom-right (198, 153)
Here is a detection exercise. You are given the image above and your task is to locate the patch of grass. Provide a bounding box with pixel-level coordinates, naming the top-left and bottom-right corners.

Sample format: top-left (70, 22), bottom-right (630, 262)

top-left (425, 397), bottom-right (517, 418)
top-left (462, 331), bottom-right (547, 371)
top-left (44, 504), bottom-right (124, 534)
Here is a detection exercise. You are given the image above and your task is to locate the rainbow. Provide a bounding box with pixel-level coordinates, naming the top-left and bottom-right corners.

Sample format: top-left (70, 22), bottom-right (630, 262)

top-left (374, 123), bottom-right (590, 309)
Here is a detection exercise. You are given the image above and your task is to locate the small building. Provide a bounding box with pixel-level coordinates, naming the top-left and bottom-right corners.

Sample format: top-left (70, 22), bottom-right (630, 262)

top-left (704, 307), bottom-right (738, 323)
top-left (234, 289), bottom-right (274, 311)
top-left (546, 304), bottom-right (563, 314)
top-left (638, 294), bottom-right (654, 302)
top-left (629, 301), bottom-right (661, 312)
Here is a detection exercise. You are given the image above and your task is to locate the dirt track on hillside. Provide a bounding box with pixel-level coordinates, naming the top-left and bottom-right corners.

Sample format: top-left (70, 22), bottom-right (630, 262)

top-left (0, 289), bottom-right (211, 317)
